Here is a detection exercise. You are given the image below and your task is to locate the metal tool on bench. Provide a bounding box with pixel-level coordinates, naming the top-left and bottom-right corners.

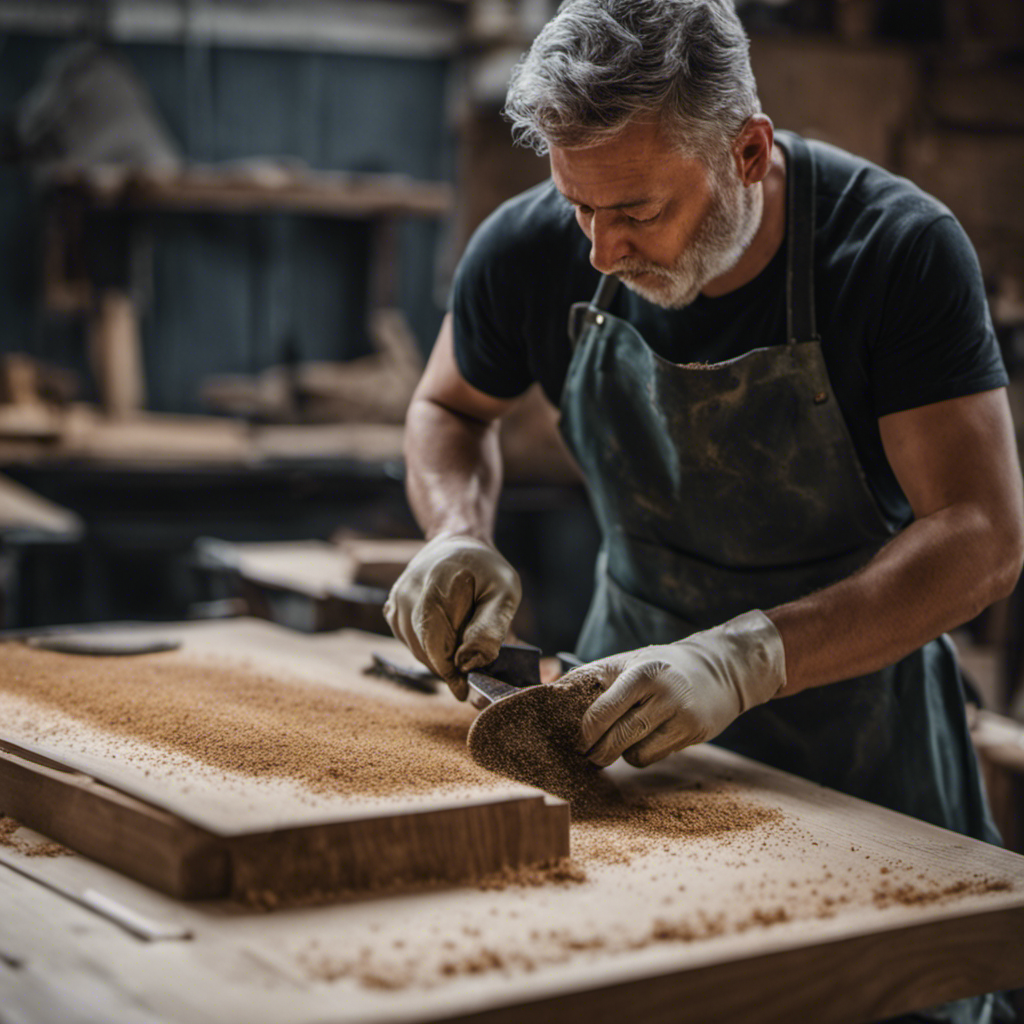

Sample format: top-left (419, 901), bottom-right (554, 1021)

top-left (27, 635), bottom-right (181, 656)
top-left (367, 642), bottom-right (580, 701)
top-left (0, 623), bottom-right (183, 656)
top-left (365, 652), bottom-right (438, 693)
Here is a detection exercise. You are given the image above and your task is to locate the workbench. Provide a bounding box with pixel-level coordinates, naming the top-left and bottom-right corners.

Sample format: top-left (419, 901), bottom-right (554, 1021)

top-left (1, 619), bottom-right (1022, 1024)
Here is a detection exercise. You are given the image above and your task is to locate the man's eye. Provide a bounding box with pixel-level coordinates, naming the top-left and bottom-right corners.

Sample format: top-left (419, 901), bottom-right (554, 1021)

top-left (627, 212), bottom-right (659, 225)
top-left (576, 204), bottom-right (594, 217)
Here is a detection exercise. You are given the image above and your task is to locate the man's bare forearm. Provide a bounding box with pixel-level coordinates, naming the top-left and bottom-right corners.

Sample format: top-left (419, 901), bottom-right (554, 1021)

top-left (767, 503), bottom-right (1023, 696)
top-left (404, 396), bottom-right (503, 543)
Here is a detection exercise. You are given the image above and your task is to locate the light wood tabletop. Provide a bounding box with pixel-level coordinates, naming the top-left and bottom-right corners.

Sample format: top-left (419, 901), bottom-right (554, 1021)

top-left (0, 619), bottom-right (1022, 1024)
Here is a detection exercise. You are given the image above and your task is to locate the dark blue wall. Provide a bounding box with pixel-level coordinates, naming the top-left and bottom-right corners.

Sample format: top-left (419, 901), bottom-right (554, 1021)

top-left (0, 32), bottom-right (451, 412)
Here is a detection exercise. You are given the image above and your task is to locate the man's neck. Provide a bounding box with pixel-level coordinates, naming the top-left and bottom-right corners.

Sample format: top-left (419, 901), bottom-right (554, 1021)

top-left (701, 147), bottom-right (787, 299)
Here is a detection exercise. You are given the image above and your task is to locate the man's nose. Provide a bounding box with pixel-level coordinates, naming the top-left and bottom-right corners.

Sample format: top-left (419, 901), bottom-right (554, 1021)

top-left (588, 210), bottom-right (631, 273)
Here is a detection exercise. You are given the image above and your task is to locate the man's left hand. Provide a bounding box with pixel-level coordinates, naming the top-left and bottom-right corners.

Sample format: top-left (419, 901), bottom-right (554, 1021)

top-left (569, 611), bottom-right (787, 768)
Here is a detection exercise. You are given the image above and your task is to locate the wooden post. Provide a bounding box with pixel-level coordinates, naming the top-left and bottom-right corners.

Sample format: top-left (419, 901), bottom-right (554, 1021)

top-left (89, 290), bottom-right (146, 419)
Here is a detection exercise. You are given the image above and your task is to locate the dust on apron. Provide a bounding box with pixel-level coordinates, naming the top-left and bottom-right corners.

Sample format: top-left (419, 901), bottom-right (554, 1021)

top-left (558, 132), bottom-right (1004, 1023)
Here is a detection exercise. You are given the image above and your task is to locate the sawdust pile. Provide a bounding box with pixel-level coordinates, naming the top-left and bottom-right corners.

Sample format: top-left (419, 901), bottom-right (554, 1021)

top-left (571, 785), bottom-right (785, 863)
top-left (300, 829), bottom-right (1016, 993)
top-left (0, 814), bottom-right (68, 858)
top-left (0, 644), bottom-right (500, 800)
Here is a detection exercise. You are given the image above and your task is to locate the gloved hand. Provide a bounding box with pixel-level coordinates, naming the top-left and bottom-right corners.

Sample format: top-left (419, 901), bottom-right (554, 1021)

top-left (384, 533), bottom-right (522, 699)
top-left (568, 610), bottom-right (786, 768)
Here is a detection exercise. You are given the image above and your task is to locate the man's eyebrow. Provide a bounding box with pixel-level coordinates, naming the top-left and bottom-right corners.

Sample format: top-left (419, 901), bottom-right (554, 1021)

top-left (557, 190), bottom-right (659, 211)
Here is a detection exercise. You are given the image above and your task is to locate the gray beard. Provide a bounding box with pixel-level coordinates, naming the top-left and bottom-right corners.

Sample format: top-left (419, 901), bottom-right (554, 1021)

top-left (612, 170), bottom-right (764, 310)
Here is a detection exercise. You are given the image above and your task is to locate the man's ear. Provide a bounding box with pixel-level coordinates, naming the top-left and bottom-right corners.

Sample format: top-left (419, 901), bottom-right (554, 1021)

top-left (733, 114), bottom-right (774, 186)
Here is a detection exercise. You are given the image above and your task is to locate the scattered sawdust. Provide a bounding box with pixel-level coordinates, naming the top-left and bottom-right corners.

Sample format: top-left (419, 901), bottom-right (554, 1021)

top-left (0, 643), bottom-right (497, 800)
top-left (873, 876), bottom-right (1012, 908)
top-left (300, 903), bottom-right (801, 990)
top-left (0, 814), bottom-right (68, 857)
top-left (301, 858), bottom-right (1017, 993)
top-left (475, 857), bottom-right (587, 890)
top-left (572, 786), bottom-right (785, 864)
top-left (237, 857), bottom-right (587, 910)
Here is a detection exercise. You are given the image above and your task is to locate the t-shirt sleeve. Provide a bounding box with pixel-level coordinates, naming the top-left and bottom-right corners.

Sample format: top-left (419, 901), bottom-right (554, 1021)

top-left (870, 214), bottom-right (1007, 417)
top-left (449, 207), bottom-right (535, 400)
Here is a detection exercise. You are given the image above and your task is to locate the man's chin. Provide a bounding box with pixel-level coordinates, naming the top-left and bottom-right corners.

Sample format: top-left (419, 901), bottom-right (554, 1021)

top-left (619, 273), bottom-right (700, 310)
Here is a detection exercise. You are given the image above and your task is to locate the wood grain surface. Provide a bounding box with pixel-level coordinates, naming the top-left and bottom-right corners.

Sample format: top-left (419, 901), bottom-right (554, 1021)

top-left (0, 619), bottom-right (1022, 1024)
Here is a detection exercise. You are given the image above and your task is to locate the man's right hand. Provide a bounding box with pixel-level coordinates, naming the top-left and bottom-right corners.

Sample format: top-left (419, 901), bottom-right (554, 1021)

top-left (384, 534), bottom-right (522, 699)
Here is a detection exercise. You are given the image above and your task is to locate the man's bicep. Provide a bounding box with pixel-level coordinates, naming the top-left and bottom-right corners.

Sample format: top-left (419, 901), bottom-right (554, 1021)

top-left (413, 314), bottom-right (518, 424)
top-left (879, 388), bottom-right (1023, 526)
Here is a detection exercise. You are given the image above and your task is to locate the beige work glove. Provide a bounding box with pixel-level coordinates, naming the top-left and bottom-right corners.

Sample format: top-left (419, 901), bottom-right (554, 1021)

top-left (567, 610), bottom-right (786, 768)
top-left (384, 533), bottom-right (521, 699)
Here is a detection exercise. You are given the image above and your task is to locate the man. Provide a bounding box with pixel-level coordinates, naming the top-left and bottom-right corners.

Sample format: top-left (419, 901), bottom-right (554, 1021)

top-left (386, 3), bottom-right (1022, 1018)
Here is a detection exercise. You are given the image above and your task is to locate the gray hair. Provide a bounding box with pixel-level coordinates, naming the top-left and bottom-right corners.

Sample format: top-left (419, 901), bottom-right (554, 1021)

top-left (504, 0), bottom-right (760, 162)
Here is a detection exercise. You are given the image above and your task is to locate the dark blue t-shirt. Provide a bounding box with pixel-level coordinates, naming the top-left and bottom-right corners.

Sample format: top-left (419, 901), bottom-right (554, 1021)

top-left (451, 137), bottom-right (1007, 529)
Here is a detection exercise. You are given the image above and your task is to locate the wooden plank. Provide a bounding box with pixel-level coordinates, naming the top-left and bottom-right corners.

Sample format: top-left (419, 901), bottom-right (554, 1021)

top-left (0, 621), bottom-right (568, 899)
top-left (0, 742), bottom-right (228, 899)
top-left (58, 406), bottom-right (252, 465)
top-left (0, 623), bottom-right (542, 822)
top-left (252, 422), bottom-right (404, 462)
top-left (0, 741), bottom-right (567, 901)
top-left (0, 416), bottom-right (406, 468)
top-left (60, 165), bottom-right (454, 219)
top-left (226, 795), bottom-right (568, 903)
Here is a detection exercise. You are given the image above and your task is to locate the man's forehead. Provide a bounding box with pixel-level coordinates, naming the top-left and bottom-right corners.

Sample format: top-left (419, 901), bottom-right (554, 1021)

top-left (550, 134), bottom-right (707, 210)
top-left (554, 184), bottom-right (658, 211)
top-left (548, 119), bottom-right (708, 207)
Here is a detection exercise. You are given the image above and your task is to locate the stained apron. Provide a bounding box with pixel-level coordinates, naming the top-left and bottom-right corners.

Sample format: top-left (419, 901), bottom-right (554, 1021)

top-left (557, 132), bottom-right (1006, 1024)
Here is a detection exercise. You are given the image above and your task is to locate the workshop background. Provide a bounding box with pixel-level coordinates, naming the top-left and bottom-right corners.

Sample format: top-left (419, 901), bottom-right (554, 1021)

top-left (0, 0), bottom-right (1021, 839)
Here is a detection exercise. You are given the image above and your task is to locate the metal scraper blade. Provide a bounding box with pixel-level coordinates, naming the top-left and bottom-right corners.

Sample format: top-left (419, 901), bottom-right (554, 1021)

top-left (465, 641), bottom-right (542, 711)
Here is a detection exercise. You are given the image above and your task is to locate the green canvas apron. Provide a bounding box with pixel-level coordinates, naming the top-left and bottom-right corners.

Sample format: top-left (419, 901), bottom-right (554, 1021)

top-left (558, 133), bottom-right (1006, 1024)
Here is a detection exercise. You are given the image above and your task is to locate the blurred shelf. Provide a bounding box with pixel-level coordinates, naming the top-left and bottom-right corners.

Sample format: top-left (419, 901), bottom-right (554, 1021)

top-left (51, 163), bottom-right (454, 219)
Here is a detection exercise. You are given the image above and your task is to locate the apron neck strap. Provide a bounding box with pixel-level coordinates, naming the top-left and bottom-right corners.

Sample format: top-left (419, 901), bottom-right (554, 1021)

top-left (567, 273), bottom-right (620, 349)
top-left (778, 131), bottom-right (819, 344)
top-left (591, 273), bottom-right (620, 310)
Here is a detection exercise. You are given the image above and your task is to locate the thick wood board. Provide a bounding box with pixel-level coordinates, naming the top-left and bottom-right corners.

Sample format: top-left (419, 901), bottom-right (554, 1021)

top-left (0, 620), bottom-right (567, 898)
top-left (0, 620), bottom-right (551, 834)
